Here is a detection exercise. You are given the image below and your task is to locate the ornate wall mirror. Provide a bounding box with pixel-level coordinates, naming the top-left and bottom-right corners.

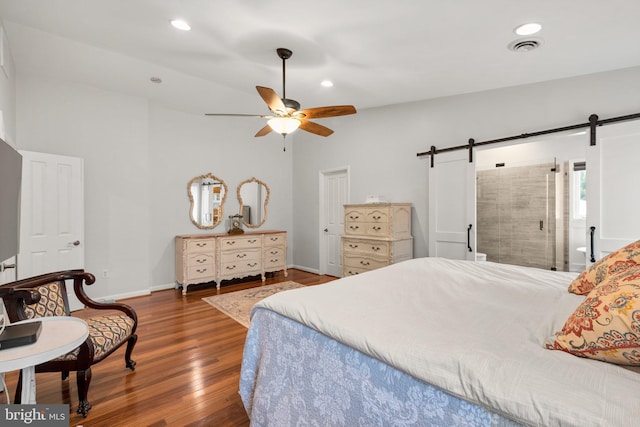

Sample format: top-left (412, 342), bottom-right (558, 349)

top-left (237, 177), bottom-right (270, 228)
top-left (188, 173), bottom-right (228, 229)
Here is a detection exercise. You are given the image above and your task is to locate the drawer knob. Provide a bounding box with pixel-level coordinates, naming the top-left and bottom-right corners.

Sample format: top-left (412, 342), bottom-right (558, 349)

top-left (360, 261), bottom-right (370, 266)
top-left (226, 265), bottom-right (236, 270)
top-left (348, 215), bottom-right (359, 220)
top-left (248, 262), bottom-right (258, 267)
top-left (372, 246), bottom-right (380, 251)
top-left (349, 226), bottom-right (360, 230)
top-left (249, 239), bottom-right (257, 243)
top-left (196, 268), bottom-right (207, 273)
top-left (373, 215), bottom-right (381, 220)
top-left (236, 253), bottom-right (247, 258)
top-left (372, 226), bottom-right (381, 231)
top-left (349, 244), bottom-right (358, 249)
top-left (196, 243), bottom-right (206, 247)
top-left (196, 258), bottom-right (207, 263)
top-left (270, 237), bottom-right (278, 241)
top-left (226, 241), bottom-right (235, 245)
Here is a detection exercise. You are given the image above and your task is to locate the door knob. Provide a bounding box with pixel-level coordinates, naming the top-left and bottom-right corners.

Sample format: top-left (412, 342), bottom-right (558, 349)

top-left (324, 228), bottom-right (328, 232)
top-left (72, 240), bottom-right (80, 246)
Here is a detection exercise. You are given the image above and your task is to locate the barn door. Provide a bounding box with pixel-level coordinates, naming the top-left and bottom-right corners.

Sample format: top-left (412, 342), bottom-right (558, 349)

top-left (428, 149), bottom-right (476, 260)
top-left (586, 119), bottom-right (640, 264)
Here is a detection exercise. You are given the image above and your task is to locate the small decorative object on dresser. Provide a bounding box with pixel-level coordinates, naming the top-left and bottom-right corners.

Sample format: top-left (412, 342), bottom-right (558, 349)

top-left (341, 203), bottom-right (413, 277)
top-left (175, 230), bottom-right (287, 294)
top-left (228, 214), bottom-right (244, 234)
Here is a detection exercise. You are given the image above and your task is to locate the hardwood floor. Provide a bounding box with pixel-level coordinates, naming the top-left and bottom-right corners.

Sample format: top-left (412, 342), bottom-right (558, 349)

top-left (3, 269), bottom-right (337, 427)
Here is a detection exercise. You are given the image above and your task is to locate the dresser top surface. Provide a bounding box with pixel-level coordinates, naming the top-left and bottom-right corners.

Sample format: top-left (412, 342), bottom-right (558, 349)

top-left (176, 230), bottom-right (286, 239)
top-left (344, 203), bottom-right (412, 208)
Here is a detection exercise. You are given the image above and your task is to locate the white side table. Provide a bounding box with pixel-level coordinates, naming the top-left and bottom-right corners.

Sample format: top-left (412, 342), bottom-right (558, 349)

top-left (0, 316), bottom-right (89, 404)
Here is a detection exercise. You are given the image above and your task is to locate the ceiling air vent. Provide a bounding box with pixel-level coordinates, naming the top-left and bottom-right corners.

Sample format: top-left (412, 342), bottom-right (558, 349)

top-left (508, 38), bottom-right (542, 53)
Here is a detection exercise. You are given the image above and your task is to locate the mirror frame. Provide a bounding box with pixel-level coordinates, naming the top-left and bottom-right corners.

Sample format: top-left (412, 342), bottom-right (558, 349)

top-left (237, 177), bottom-right (270, 229)
top-left (187, 172), bottom-right (228, 230)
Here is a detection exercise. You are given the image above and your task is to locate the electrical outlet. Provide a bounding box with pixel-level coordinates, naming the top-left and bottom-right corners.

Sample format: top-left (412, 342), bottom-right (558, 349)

top-left (102, 269), bottom-right (109, 279)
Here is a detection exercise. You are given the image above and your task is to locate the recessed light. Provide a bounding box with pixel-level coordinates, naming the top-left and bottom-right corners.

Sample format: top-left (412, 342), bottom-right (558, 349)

top-left (170, 19), bottom-right (191, 31)
top-left (514, 23), bottom-right (542, 36)
top-left (320, 80), bottom-right (334, 88)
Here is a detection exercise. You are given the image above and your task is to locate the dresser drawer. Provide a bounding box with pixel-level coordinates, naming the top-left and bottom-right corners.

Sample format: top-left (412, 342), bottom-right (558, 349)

top-left (187, 253), bottom-right (215, 268)
top-left (345, 206), bottom-right (391, 223)
top-left (187, 265), bottom-right (215, 281)
top-left (220, 260), bottom-right (262, 277)
top-left (342, 266), bottom-right (371, 277)
top-left (343, 254), bottom-right (390, 271)
top-left (219, 235), bottom-right (262, 250)
top-left (343, 238), bottom-right (390, 257)
top-left (220, 249), bottom-right (260, 264)
top-left (187, 238), bottom-right (215, 252)
top-left (264, 233), bottom-right (286, 247)
top-left (345, 221), bottom-right (390, 237)
top-left (264, 254), bottom-right (286, 270)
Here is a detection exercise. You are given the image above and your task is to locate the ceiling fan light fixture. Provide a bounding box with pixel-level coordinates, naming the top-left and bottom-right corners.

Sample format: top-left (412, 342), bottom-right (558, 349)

top-left (267, 117), bottom-right (301, 135)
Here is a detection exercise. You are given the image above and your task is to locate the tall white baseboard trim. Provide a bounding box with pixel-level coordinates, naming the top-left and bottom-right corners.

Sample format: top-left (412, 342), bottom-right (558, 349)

top-left (290, 264), bottom-right (320, 275)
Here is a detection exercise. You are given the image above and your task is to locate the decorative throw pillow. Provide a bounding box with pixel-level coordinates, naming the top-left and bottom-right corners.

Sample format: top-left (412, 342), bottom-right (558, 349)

top-left (568, 240), bottom-right (640, 295)
top-left (547, 269), bottom-right (640, 365)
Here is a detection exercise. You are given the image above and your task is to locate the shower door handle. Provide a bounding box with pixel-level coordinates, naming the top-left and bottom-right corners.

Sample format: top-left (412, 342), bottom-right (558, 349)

top-left (467, 224), bottom-right (473, 252)
top-left (589, 226), bottom-right (596, 263)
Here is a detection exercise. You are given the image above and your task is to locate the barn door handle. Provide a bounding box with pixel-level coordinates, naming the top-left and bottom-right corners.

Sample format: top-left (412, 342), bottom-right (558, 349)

top-left (467, 224), bottom-right (473, 252)
top-left (589, 226), bottom-right (596, 263)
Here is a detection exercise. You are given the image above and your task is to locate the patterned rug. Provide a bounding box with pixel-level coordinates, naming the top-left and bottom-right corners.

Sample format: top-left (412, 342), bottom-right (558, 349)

top-left (202, 281), bottom-right (305, 328)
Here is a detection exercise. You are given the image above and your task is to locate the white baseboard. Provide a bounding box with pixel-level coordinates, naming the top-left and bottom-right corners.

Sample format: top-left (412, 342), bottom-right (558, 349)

top-left (290, 264), bottom-right (320, 275)
top-left (95, 289), bottom-right (150, 304)
top-left (151, 282), bottom-right (178, 292)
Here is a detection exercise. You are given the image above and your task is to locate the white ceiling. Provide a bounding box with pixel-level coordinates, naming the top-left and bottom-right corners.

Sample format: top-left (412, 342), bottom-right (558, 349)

top-left (1, 0), bottom-right (640, 116)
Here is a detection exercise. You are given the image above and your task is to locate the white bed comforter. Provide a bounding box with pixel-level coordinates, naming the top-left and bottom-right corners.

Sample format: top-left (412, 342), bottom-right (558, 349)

top-left (253, 257), bottom-right (640, 426)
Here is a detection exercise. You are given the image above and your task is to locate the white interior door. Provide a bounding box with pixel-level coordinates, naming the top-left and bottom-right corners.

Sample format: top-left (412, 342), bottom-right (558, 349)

top-left (428, 150), bottom-right (476, 260)
top-left (586, 120), bottom-right (640, 264)
top-left (320, 168), bottom-right (349, 276)
top-left (18, 151), bottom-right (85, 310)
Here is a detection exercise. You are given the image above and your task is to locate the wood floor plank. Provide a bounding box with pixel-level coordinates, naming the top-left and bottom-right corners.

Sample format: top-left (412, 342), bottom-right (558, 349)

top-left (3, 269), bottom-right (336, 426)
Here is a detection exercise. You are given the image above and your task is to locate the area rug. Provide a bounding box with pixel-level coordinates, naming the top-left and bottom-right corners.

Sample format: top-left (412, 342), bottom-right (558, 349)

top-left (202, 281), bottom-right (305, 328)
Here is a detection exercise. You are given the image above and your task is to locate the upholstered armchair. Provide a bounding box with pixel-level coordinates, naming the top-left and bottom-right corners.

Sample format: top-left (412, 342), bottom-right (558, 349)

top-left (0, 270), bottom-right (137, 416)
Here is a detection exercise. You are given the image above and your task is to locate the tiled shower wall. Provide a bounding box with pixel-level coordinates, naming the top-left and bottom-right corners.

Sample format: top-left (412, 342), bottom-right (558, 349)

top-left (477, 162), bottom-right (565, 270)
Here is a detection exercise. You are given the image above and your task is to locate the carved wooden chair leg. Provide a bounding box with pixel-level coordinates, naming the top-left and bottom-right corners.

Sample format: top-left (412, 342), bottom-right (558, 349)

top-left (125, 334), bottom-right (138, 370)
top-left (76, 368), bottom-right (92, 417)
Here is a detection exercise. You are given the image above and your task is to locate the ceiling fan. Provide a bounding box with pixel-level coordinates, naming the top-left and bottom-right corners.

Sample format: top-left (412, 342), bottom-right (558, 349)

top-left (206, 48), bottom-right (357, 139)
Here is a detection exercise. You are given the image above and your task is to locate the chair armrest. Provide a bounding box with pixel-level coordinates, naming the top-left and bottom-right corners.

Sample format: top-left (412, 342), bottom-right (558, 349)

top-left (0, 288), bottom-right (42, 322)
top-left (73, 276), bottom-right (138, 333)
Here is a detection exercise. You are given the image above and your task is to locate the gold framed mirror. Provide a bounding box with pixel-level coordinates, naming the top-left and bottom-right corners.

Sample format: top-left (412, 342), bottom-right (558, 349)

top-left (188, 173), bottom-right (228, 229)
top-left (237, 177), bottom-right (270, 228)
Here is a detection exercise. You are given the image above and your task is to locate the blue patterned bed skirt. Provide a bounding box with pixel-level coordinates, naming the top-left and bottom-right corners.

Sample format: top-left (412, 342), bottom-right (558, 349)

top-left (240, 309), bottom-right (524, 427)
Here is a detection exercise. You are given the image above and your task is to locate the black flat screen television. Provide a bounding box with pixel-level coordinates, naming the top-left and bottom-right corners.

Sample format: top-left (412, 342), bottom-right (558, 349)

top-left (0, 137), bottom-right (22, 263)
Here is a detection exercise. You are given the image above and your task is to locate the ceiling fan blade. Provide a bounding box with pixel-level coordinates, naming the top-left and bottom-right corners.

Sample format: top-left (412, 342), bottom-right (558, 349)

top-left (256, 86), bottom-right (287, 115)
top-left (299, 120), bottom-right (334, 137)
top-left (296, 105), bottom-right (357, 119)
top-left (205, 113), bottom-right (271, 118)
top-left (254, 124), bottom-right (273, 137)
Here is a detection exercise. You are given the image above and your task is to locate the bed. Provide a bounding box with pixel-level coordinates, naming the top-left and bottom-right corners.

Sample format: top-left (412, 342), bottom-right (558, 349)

top-left (239, 257), bottom-right (640, 426)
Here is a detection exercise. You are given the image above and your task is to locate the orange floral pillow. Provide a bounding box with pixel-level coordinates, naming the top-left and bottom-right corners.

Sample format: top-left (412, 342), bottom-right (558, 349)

top-left (547, 270), bottom-right (640, 365)
top-left (568, 240), bottom-right (640, 295)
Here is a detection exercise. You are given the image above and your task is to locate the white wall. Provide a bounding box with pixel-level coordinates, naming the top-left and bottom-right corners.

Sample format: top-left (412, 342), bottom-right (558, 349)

top-left (15, 75), bottom-right (293, 300)
top-left (292, 66), bottom-right (640, 270)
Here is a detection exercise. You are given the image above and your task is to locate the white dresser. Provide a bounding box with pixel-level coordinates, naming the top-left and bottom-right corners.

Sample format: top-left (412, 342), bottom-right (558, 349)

top-left (342, 203), bottom-right (412, 277)
top-left (175, 230), bottom-right (287, 294)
